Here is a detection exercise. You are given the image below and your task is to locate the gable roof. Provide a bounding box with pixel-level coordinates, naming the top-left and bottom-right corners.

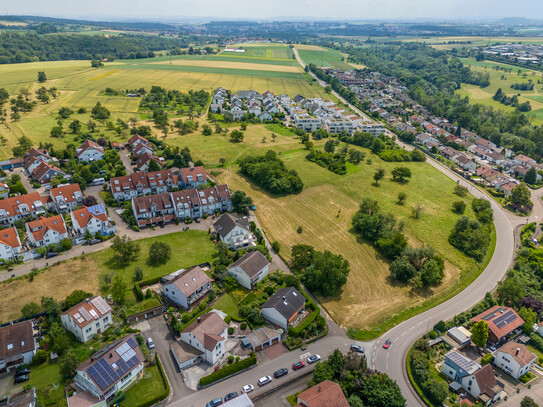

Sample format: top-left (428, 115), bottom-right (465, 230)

top-left (50, 184), bottom-right (83, 204)
top-left (0, 321), bottom-right (35, 360)
top-left (135, 153), bottom-right (162, 169)
top-left (132, 192), bottom-right (173, 214)
top-left (228, 251), bottom-right (270, 278)
top-left (262, 287), bottom-right (305, 321)
top-left (31, 161), bottom-right (65, 181)
top-left (164, 265), bottom-right (211, 297)
top-left (182, 312), bottom-right (227, 351)
top-left (0, 227), bottom-right (22, 249)
top-left (472, 306), bottom-right (524, 340)
top-left (110, 169), bottom-right (179, 194)
top-left (179, 166), bottom-right (207, 184)
top-left (76, 140), bottom-right (104, 158)
top-left (61, 296), bottom-right (112, 329)
top-left (213, 213), bottom-right (251, 238)
top-left (296, 380), bottom-right (349, 407)
top-left (127, 134), bottom-right (149, 146)
top-left (497, 342), bottom-right (536, 367)
top-left (0, 192), bottom-right (46, 217)
top-left (26, 215), bottom-right (67, 241)
top-left (71, 204), bottom-right (108, 228)
top-left (473, 364), bottom-right (499, 398)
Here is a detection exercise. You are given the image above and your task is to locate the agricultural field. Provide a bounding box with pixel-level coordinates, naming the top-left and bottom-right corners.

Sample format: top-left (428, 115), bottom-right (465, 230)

top-left (179, 132), bottom-right (491, 330)
top-left (457, 57), bottom-right (543, 125)
top-left (294, 45), bottom-right (355, 70)
top-left (227, 43), bottom-right (295, 60)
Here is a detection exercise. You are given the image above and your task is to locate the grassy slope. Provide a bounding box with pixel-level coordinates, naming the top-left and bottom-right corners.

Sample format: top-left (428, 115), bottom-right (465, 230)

top-left (296, 46), bottom-right (354, 70)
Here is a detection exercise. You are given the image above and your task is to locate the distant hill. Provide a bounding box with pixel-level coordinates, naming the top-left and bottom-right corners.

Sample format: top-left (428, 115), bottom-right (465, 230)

top-left (495, 17), bottom-right (543, 26)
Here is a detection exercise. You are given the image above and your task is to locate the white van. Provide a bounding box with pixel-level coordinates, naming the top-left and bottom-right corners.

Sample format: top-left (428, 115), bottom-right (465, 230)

top-left (147, 337), bottom-right (155, 349)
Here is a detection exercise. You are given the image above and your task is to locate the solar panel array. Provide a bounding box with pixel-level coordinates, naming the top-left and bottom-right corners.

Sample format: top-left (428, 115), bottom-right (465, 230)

top-left (494, 310), bottom-right (517, 329)
top-left (78, 307), bottom-right (93, 321)
top-left (447, 351), bottom-right (479, 373)
top-left (481, 307), bottom-right (507, 321)
top-left (87, 338), bottom-right (140, 391)
top-left (88, 204), bottom-right (106, 216)
top-left (91, 297), bottom-right (111, 315)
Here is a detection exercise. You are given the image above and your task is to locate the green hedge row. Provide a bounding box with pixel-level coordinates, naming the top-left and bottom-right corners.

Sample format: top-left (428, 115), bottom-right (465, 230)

top-left (179, 307), bottom-right (211, 332)
top-left (136, 354), bottom-right (170, 407)
top-left (137, 276), bottom-right (163, 287)
top-left (199, 352), bottom-right (257, 387)
top-left (288, 288), bottom-right (320, 337)
top-left (133, 283), bottom-right (144, 301)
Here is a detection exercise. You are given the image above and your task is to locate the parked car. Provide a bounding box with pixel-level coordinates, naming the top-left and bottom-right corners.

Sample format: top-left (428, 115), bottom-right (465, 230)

top-left (87, 239), bottom-right (101, 246)
top-left (241, 384), bottom-right (254, 393)
top-left (292, 361), bottom-right (305, 370)
top-left (273, 368), bottom-right (288, 378)
top-left (147, 338), bottom-right (155, 349)
top-left (15, 368), bottom-right (30, 376)
top-left (205, 397), bottom-right (222, 407)
top-left (45, 252), bottom-right (59, 259)
top-left (307, 354), bottom-right (321, 364)
top-left (195, 218), bottom-right (201, 223)
top-left (224, 392), bottom-right (238, 401)
top-left (383, 339), bottom-right (392, 349)
top-left (350, 344), bottom-right (365, 354)
top-left (257, 376), bottom-right (272, 386)
top-left (14, 374), bottom-right (29, 384)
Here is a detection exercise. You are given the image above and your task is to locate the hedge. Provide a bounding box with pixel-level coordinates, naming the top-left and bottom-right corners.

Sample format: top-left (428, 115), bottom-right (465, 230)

top-left (133, 283), bottom-right (143, 301)
top-left (288, 288), bottom-right (320, 337)
top-left (137, 276), bottom-right (163, 287)
top-left (199, 352), bottom-right (257, 387)
top-left (136, 354), bottom-right (170, 407)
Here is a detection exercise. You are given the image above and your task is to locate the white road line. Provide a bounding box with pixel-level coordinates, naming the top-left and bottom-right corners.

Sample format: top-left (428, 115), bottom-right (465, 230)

top-left (400, 331), bottom-right (406, 337)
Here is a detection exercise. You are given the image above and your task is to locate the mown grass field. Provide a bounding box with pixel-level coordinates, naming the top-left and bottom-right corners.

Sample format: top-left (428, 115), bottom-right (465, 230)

top-left (196, 134), bottom-right (491, 329)
top-left (457, 57), bottom-right (543, 125)
top-left (295, 45), bottom-right (355, 70)
top-left (228, 43), bottom-right (295, 60)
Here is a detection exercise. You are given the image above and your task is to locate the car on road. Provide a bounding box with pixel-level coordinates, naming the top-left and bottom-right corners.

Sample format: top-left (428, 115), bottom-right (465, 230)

top-left (273, 368), bottom-right (288, 378)
top-left (307, 354), bottom-right (321, 364)
top-left (257, 376), bottom-right (272, 386)
top-left (224, 392), bottom-right (238, 401)
top-left (147, 337), bottom-right (155, 349)
top-left (350, 344), bottom-right (365, 354)
top-left (383, 339), bottom-right (392, 349)
top-left (14, 374), bottom-right (29, 384)
top-left (205, 397), bottom-right (222, 407)
top-left (241, 384), bottom-right (254, 393)
top-left (45, 252), bottom-right (59, 259)
top-left (195, 218), bottom-right (201, 223)
top-left (292, 361), bottom-right (305, 370)
top-left (15, 368), bottom-right (31, 376)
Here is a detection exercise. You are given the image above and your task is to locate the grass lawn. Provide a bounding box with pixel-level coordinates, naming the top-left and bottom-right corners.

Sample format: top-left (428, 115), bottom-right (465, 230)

top-left (88, 230), bottom-right (215, 286)
top-left (214, 143), bottom-right (494, 331)
top-left (214, 292), bottom-right (243, 320)
top-left (295, 46), bottom-right (354, 70)
top-left (29, 362), bottom-right (67, 407)
top-left (124, 295), bottom-right (162, 315)
top-left (123, 364), bottom-right (167, 407)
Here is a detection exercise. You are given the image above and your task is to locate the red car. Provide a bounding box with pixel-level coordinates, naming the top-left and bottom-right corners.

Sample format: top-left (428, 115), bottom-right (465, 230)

top-left (292, 361), bottom-right (305, 370)
top-left (383, 339), bottom-right (392, 349)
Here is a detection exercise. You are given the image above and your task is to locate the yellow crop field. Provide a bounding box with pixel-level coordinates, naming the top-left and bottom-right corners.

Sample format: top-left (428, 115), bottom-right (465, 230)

top-left (149, 59), bottom-right (302, 73)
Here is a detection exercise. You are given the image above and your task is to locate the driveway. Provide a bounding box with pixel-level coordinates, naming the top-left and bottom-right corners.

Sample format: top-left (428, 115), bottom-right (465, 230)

top-left (142, 316), bottom-right (195, 403)
top-left (120, 150), bottom-right (134, 175)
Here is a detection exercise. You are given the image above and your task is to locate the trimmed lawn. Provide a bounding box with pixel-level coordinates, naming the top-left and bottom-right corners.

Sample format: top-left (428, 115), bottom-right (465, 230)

top-left (214, 292), bottom-right (243, 319)
top-left (29, 362), bottom-right (67, 407)
top-left (125, 296), bottom-right (162, 315)
top-left (88, 230), bottom-right (215, 285)
top-left (123, 364), bottom-right (167, 407)
top-left (295, 46), bottom-right (354, 70)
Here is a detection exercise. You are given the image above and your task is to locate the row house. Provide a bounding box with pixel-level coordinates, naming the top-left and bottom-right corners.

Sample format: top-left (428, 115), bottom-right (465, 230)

top-left (476, 165), bottom-right (502, 182)
top-left (293, 113), bottom-right (321, 132)
top-left (324, 118), bottom-right (354, 134)
top-left (132, 184), bottom-right (232, 227)
top-left (0, 192), bottom-right (47, 226)
top-left (453, 154), bottom-right (477, 173)
top-left (132, 142), bottom-right (154, 157)
top-left (49, 184), bottom-right (83, 213)
top-left (76, 140), bottom-right (105, 163)
top-left (358, 123), bottom-right (385, 137)
top-left (71, 204), bottom-right (117, 237)
top-left (438, 146), bottom-right (461, 160)
top-left (0, 227), bottom-right (22, 262)
top-left (26, 214), bottom-right (68, 247)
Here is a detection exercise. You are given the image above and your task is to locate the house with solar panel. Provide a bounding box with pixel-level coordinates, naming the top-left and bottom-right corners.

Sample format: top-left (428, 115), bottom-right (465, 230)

top-left (73, 334), bottom-right (143, 401)
top-left (441, 351), bottom-right (503, 405)
top-left (70, 204), bottom-right (117, 238)
top-left (471, 306), bottom-right (525, 345)
top-left (61, 296), bottom-right (113, 343)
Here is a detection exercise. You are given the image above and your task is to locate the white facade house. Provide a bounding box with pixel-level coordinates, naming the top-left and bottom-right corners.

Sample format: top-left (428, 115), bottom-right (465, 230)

top-left (213, 213), bottom-right (256, 250)
top-left (74, 335), bottom-right (143, 401)
top-left (0, 192), bottom-right (47, 227)
top-left (0, 227), bottom-right (22, 262)
top-left (179, 312), bottom-right (228, 366)
top-left (261, 287), bottom-right (306, 330)
top-left (162, 266), bottom-right (212, 309)
top-left (76, 140), bottom-right (105, 162)
top-left (0, 321), bottom-right (37, 373)
top-left (227, 251), bottom-right (270, 290)
top-left (494, 342), bottom-right (536, 380)
top-left (61, 296), bottom-right (112, 343)
top-left (49, 184), bottom-right (84, 213)
top-left (358, 123), bottom-right (386, 136)
top-left (324, 118), bottom-right (354, 134)
top-left (25, 215), bottom-right (68, 247)
top-left (71, 205), bottom-right (117, 237)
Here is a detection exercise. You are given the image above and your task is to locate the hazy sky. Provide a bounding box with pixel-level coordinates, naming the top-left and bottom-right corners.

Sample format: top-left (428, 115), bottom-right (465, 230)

top-left (2, 0), bottom-right (543, 21)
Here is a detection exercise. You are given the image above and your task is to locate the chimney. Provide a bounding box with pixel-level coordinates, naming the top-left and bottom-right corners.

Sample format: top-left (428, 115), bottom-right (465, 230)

top-left (318, 385), bottom-right (321, 392)
top-left (197, 317), bottom-right (201, 323)
top-left (516, 348), bottom-right (520, 356)
top-left (282, 296), bottom-right (286, 301)
top-left (109, 353), bottom-right (113, 358)
top-left (86, 298), bottom-right (90, 303)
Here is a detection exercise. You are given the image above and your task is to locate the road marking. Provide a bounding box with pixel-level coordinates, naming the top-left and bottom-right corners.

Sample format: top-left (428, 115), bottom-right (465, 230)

top-left (300, 352), bottom-right (311, 359)
top-left (400, 331), bottom-right (406, 337)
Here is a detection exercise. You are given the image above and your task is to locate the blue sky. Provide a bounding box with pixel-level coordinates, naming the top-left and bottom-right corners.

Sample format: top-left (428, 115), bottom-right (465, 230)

top-left (2, 0), bottom-right (543, 21)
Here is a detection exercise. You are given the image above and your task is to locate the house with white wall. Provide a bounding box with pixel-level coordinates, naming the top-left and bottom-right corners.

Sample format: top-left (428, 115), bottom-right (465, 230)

top-left (76, 140), bottom-right (105, 162)
top-left (494, 342), bottom-right (536, 380)
top-left (213, 213), bottom-right (256, 250)
top-left (71, 204), bottom-right (116, 237)
top-left (261, 287), bottom-right (306, 330)
top-left (0, 226), bottom-right (22, 262)
top-left (61, 296), bottom-right (112, 343)
top-left (25, 215), bottom-right (68, 247)
top-left (49, 184), bottom-right (83, 213)
top-left (179, 312), bottom-right (228, 366)
top-left (162, 266), bottom-right (212, 309)
top-left (0, 321), bottom-right (37, 373)
top-left (227, 251), bottom-right (270, 290)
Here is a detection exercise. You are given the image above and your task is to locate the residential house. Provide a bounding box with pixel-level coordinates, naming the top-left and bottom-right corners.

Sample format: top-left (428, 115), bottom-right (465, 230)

top-left (259, 112), bottom-right (273, 121)
top-left (171, 185), bottom-right (232, 219)
top-left (476, 165), bottom-right (502, 182)
top-left (25, 215), bottom-right (68, 247)
top-left (49, 184), bottom-right (83, 213)
top-left (496, 181), bottom-right (518, 197)
top-left (514, 154), bottom-right (537, 168)
top-left (109, 169), bottom-right (180, 202)
top-left (71, 204), bottom-right (117, 237)
top-left (494, 342), bottom-right (536, 380)
top-left (30, 161), bottom-right (66, 185)
top-left (127, 134), bottom-right (150, 149)
top-left (227, 251), bottom-right (270, 290)
top-left (131, 192), bottom-right (175, 227)
top-left (324, 118), bottom-right (354, 134)
top-left (261, 287), bottom-right (306, 330)
top-left (134, 153), bottom-right (162, 172)
top-left (3, 388), bottom-right (37, 407)
top-left (74, 335), bottom-right (143, 400)
top-left (76, 140), bottom-right (105, 162)
top-left (24, 148), bottom-right (53, 174)
top-left (453, 155), bottom-right (476, 172)
top-left (439, 146), bottom-right (461, 160)
top-left (358, 123), bottom-right (385, 136)
top-left (162, 265), bottom-right (212, 309)
top-left (416, 133), bottom-right (439, 146)
top-left (229, 106), bottom-right (247, 120)
top-left (0, 192), bottom-right (47, 226)
top-left (472, 306), bottom-right (525, 345)
top-left (132, 143), bottom-right (155, 157)
top-left (245, 326), bottom-right (282, 352)
top-left (441, 351), bottom-right (502, 405)
top-left (0, 227), bottom-right (22, 262)
top-left (0, 181), bottom-right (9, 198)
top-left (296, 380), bottom-right (349, 407)
top-left (213, 213), bottom-right (256, 250)
top-left (293, 113), bottom-right (321, 132)
top-left (476, 138), bottom-right (497, 150)
top-left (179, 166), bottom-right (208, 189)
top-left (61, 296), bottom-right (112, 343)
top-left (0, 321), bottom-right (37, 373)
top-left (179, 312), bottom-right (228, 366)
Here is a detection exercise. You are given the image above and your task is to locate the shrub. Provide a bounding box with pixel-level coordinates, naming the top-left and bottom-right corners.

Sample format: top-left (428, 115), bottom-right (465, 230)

top-left (228, 327), bottom-right (234, 335)
top-left (240, 322), bottom-right (247, 330)
top-left (481, 353), bottom-right (493, 365)
top-left (145, 289), bottom-right (152, 299)
top-left (428, 330), bottom-right (438, 340)
top-left (224, 315), bottom-right (232, 324)
top-left (133, 283), bottom-right (144, 301)
top-left (32, 349), bottom-right (48, 365)
top-left (181, 314), bottom-right (190, 323)
top-left (227, 355), bottom-right (234, 364)
top-left (199, 353), bottom-right (257, 387)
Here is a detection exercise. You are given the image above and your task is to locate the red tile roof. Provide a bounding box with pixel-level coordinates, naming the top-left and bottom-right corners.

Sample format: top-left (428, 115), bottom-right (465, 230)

top-left (50, 184), bottom-right (83, 204)
top-left (296, 380), bottom-right (349, 407)
top-left (472, 306), bottom-right (525, 341)
top-left (0, 227), bottom-right (21, 249)
top-left (71, 206), bottom-right (108, 228)
top-left (165, 265), bottom-right (211, 297)
top-left (497, 342), bottom-right (536, 367)
top-left (61, 296), bottom-right (112, 329)
top-left (135, 153), bottom-right (162, 170)
top-left (76, 140), bottom-right (104, 158)
top-left (110, 169), bottom-right (178, 194)
top-left (0, 192), bottom-right (47, 217)
top-left (31, 161), bottom-right (65, 182)
top-left (180, 166), bottom-right (207, 184)
top-left (27, 215), bottom-right (67, 242)
top-left (183, 312), bottom-right (227, 351)
top-left (127, 134), bottom-right (149, 146)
